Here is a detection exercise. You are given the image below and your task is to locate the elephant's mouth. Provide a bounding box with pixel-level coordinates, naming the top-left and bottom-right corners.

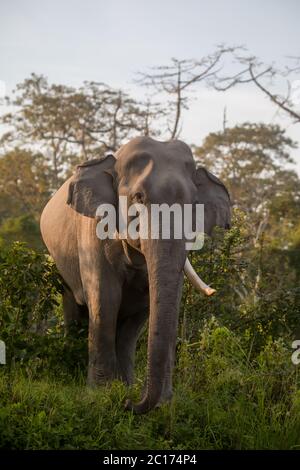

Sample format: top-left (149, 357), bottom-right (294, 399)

top-left (124, 236), bottom-right (215, 296)
top-left (123, 233), bottom-right (215, 296)
top-left (122, 205), bottom-right (216, 296)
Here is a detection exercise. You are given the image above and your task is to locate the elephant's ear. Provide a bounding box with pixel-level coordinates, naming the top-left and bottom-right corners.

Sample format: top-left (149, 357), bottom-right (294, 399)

top-left (67, 154), bottom-right (117, 217)
top-left (195, 167), bottom-right (231, 235)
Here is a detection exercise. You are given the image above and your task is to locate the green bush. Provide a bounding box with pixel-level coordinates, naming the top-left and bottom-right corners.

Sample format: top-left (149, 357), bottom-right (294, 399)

top-left (0, 242), bottom-right (87, 379)
top-left (180, 209), bottom-right (300, 352)
top-left (0, 215), bottom-right (44, 252)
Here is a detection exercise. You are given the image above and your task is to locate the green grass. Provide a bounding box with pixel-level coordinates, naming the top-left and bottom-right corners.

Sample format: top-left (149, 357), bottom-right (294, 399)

top-left (1, 325), bottom-right (300, 450)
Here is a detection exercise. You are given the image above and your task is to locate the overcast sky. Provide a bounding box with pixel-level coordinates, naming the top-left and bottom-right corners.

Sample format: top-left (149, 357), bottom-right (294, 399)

top-left (1, 0), bottom-right (300, 168)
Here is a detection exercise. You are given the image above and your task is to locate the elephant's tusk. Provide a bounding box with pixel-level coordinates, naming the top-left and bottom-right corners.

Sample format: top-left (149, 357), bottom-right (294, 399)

top-left (184, 258), bottom-right (216, 296)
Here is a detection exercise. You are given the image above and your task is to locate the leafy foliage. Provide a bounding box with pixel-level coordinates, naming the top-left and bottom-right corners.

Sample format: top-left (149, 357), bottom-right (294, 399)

top-left (0, 215), bottom-right (44, 251)
top-left (194, 123), bottom-right (299, 217)
top-left (182, 210), bottom-right (300, 350)
top-left (0, 242), bottom-right (86, 376)
top-left (0, 148), bottom-right (51, 221)
top-left (1, 75), bottom-right (160, 187)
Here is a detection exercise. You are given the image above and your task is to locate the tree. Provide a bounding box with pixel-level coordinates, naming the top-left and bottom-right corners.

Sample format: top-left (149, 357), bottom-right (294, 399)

top-left (194, 123), bottom-right (299, 217)
top-left (0, 215), bottom-right (44, 252)
top-left (214, 53), bottom-right (300, 124)
top-left (1, 75), bottom-right (158, 187)
top-left (0, 148), bottom-right (51, 221)
top-left (136, 46), bottom-right (237, 139)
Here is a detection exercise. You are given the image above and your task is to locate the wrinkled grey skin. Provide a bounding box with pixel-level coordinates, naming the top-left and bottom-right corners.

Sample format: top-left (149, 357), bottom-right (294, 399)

top-left (40, 136), bottom-right (231, 414)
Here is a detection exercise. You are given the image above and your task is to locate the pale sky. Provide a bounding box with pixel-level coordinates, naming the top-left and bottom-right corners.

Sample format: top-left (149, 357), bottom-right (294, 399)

top-left (1, 0), bottom-right (300, 169)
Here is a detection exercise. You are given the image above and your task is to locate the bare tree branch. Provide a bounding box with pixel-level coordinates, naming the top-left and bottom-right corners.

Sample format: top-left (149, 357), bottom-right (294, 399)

top-left (212, 53), bottom-right (300, 123)
top-left (136, 46), bottom-right (241, 139)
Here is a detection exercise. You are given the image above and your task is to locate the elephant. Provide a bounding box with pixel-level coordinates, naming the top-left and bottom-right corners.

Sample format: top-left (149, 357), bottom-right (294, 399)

top-left (40, 136), bottom-right (231, 414)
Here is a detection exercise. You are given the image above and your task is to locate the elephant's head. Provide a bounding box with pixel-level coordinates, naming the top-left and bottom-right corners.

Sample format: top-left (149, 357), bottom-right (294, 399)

top-left (67, 136), bottom-right (231, 413)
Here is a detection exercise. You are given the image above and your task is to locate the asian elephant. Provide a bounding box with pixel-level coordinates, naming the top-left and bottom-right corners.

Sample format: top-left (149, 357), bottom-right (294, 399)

top-left (40, 136), bottom-right (231, 414)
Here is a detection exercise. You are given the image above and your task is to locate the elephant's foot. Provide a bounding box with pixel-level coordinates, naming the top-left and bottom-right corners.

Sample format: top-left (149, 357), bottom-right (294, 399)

top-left (87, 360), bottom-right (119, 386)
top-left (157, 390), bottom-right (173, 406)
top-left (117, 364), bottom-right (134, 387)
top-left (157, 380), bottom-right (173, 406)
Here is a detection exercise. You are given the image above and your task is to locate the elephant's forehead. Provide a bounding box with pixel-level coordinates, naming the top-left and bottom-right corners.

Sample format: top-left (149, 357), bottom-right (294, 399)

top-left (115, 136), bottom-right (194, 166)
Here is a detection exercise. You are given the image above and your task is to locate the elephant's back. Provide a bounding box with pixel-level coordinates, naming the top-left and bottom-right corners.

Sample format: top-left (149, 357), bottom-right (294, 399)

top-left (40, 177), bottom-right (85, 304)
top-left (40, 177), bottom-right (75, 251)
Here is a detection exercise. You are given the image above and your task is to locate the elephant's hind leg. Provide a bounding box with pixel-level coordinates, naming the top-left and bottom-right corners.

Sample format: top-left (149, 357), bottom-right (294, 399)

top-left (62, 286), bottom-right (87, 333)
top-left (116, 309), bottom-right (148, 385)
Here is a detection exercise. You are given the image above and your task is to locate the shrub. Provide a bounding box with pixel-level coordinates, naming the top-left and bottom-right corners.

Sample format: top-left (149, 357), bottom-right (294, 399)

top-left (0, 242), bottom-right (87, 379)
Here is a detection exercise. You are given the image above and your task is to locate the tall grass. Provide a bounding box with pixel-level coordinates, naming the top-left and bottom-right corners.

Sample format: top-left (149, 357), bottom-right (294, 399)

top-left (1, 320), bottom-right (300, 450)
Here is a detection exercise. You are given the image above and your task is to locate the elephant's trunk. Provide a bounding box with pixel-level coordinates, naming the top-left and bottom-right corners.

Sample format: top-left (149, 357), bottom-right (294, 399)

top-left (125, 239), bottom-right (185, 414)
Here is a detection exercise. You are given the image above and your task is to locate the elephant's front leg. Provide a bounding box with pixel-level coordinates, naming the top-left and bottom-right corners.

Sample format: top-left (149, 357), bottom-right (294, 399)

top-left (87, 277), bottom-right (122, 385)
